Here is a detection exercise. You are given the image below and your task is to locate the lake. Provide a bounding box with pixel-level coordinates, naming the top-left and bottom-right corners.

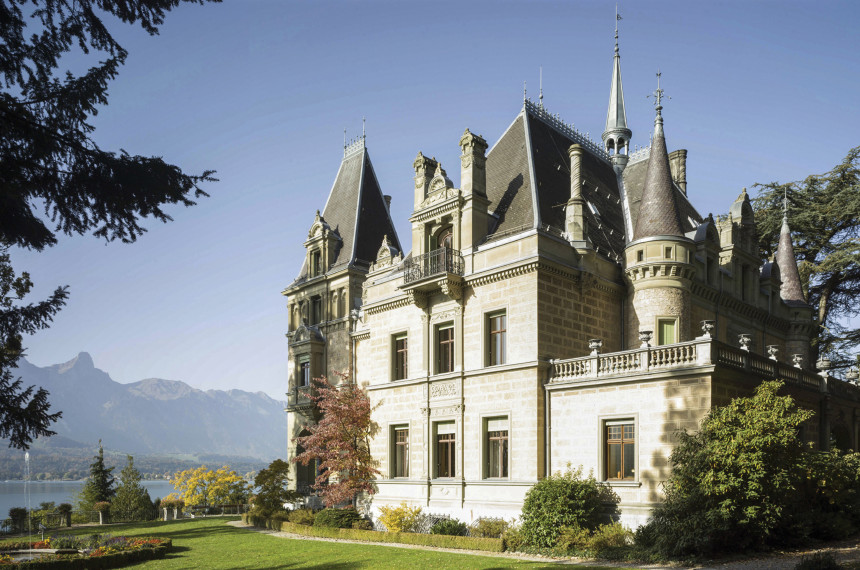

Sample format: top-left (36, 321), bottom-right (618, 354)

top-left (0, 480), bottom-right (176, 517)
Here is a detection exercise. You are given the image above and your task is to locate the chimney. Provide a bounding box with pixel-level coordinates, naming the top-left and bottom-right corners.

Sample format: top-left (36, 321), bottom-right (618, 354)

top-left (458, 128), bottom-right (488, 196)
top-left (566, 144), bottom-right (588, 243)
top-left (384, 195), bottom-right (392, 211)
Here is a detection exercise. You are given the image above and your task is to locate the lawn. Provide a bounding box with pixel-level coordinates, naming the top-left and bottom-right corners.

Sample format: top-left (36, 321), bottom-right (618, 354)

top-left (2, 517), bottom-right (628, 569)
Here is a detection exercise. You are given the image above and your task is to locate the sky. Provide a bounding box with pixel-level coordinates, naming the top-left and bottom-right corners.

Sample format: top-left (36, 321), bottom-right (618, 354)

top-left (9, 0), bottom-right (860, 399)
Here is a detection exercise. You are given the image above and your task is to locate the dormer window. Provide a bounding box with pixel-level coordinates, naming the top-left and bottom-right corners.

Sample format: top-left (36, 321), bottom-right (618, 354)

top-left (310, 249), bottom-right (321, 277)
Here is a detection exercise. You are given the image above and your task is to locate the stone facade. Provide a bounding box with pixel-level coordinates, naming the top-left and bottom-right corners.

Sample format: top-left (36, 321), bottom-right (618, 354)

top-left (283, 43), bottom-right (860, 528)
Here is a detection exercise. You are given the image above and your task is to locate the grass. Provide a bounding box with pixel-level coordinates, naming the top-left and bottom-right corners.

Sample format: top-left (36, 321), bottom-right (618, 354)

top-left (2, 517), bottom-right (630, 569)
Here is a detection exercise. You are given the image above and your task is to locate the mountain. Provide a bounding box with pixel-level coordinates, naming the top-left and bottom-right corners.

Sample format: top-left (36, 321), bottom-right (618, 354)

top-left (10, 353), bottom-right (286, 461)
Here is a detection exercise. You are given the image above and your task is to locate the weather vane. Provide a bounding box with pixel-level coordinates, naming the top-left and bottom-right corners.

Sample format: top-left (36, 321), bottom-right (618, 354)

top-left (647, 70), bottom-right (670, 111)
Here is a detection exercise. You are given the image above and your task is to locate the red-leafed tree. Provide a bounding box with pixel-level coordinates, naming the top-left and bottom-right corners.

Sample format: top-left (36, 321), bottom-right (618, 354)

top-left (293, 372), bottom-right (380, 507)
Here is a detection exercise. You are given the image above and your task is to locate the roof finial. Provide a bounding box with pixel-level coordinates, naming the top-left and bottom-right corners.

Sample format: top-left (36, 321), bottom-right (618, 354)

top-left (539, 66), bottom-right (543, 107)
top-left (648, 70), bottom-right (669, 114)
top-left (783, 187), bottom-right (788, 222)
top-left (615, 4), bottom-right (621, 55)
top-left (362, 117), bottom-right (366, 139)
top-left (343, 128), bottom-right (347, 149)
top-left (523, 80), bottom-right (527, 102)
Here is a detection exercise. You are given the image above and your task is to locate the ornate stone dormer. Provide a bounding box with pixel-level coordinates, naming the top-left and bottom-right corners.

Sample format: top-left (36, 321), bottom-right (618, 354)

top-left (717, 189), bottom-right (761, 303)
top-left (369, 234), bottom-right (402, 273)
top-left (624, 74), bottom-right (695, 348)
top-left (413, 152), bottom-right (440, 206)
top-left (303, 210), bottom-right (341, 278)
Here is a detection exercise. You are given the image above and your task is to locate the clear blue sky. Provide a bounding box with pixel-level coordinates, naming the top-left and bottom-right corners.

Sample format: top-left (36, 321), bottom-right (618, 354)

top-left (10, 0), bottom-right (859, 399)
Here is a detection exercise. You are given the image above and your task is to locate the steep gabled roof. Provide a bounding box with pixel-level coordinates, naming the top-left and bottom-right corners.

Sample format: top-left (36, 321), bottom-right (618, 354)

top-left (484, 101), bottom-right (626, 260)
top-left (294, 140), bottom-right (401, 280)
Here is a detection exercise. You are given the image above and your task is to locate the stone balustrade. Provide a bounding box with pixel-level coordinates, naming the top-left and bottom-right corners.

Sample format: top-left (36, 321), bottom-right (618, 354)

top-left (549, 339), bottom-right (823, 391)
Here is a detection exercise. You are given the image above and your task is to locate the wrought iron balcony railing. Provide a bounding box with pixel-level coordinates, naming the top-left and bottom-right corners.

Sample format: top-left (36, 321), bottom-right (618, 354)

top-left (403, 247), bottom-right (464, 285)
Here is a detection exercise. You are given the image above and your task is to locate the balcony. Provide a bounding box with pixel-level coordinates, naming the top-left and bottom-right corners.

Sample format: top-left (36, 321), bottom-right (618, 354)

top-left (547, 339), bottom-right (824, 392)
top-left (286, 385), bottom-right (316, 410)
top-left (403, 247), bottom-right (464, 284)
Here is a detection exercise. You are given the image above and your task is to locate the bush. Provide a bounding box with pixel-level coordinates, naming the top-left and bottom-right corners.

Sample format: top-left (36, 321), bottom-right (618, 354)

top-left (270, 511), bottom-right (291, 524)
top-left (469, 517), bottom-right (508, 538)
top-left (520, 465), bottom-right (614, 548)
top-left (57, 503), bottom-right (73, 514)
top-left (502, 524), bottom-right (526, 552)
top-left (314, 507), bottom-right (361, 529)
top-left (377, 502), bottom-right (422, 533)
top-left (288, 508), bottom-right (315, 526)
top-left (431, 518), bottom-right (468, 536)
top-left (93, 501), bottom-right (111, 513)
top-left (638, 381), bottom-right (830, 558)
top-left (352, 519), bottom-right (373, 530)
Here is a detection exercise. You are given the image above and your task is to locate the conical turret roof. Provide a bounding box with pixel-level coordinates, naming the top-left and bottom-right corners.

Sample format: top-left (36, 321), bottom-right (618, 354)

top-left (604, 37), bottom-right (629, 134)
top-left (775, 205), bottom-right (806, 305)
top-left (632, 101), bottom-right (683, 240)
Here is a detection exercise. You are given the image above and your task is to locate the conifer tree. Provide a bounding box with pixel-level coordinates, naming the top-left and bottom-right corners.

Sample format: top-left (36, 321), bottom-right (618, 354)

top-left (77, 441), bottom-right (115, 510)
top-left (113, 455), bottom-right (154, 519)
top-left (1, 0), bottom-right (216, 450)
top-left (753, 146), bottom-right (860, 367)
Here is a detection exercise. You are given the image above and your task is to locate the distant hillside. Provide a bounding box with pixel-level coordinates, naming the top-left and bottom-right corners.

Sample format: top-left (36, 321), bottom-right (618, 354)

top-left (4, 353), bottom-right (287, 464)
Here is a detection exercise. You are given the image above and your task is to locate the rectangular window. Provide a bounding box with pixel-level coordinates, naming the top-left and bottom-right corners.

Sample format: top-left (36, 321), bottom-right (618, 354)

top-left (311, 296), bottom-right (322, 324)
top-left (657, 318), bottom-right (676, 346)
top-left (665, 246), bottom-right (673, 259)
top-left (636, 250), bottom-right (644, 262)
top-left (436, 324), bottom-right (454, 374)
top-left (299, 360), bottom-right (311, 387)
top-left (605, 421), bottom-right (635, 480)
top-left (485, 417), bottom-right (509, 478)
top-left (310, 250), bottom-right (321, 277)
top-left (393, 334), bottom-right (408, 380)
top-left (488, 312), bottom-right (507, 366)
top-left (393, 427), bottom-right (409, 478)
top-left (435, 422), bottom-right (456, 478)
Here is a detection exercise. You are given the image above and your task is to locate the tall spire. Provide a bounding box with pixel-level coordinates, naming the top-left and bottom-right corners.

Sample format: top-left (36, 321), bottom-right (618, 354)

top-left (602, 5), bottom-right (632, 161)
top-left (632, 72), bottom-right (682, 240)
top-left (775, 192), bottom-right (806, 304)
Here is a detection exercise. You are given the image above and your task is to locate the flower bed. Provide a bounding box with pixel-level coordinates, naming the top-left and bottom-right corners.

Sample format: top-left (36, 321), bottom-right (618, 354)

top-left (0, 534), bottom-right (171, 568)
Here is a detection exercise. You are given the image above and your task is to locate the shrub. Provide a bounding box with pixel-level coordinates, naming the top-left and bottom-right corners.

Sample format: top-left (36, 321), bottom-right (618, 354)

top-left (288, 508), bottom-right (315, 526)
top-left (57, 503), bottom-right (73, 514)
top-left (794, 553), bottom-right (840, 570)
top-left (637, 381), bottom-right (821, 558)
top-left (352, 519), bottom-right (373, 530)
top-left (555, 525), bottom-right (591, 552)
top-left (270, 511), bottom-right (291, 524)
top-left (520, 465), bottom-right (614, 548)
top-left (502, 524), bottom-right (526, 552)
top-left (469, 517), bottom-right (508, 538)
top-left (93, 501), bottom-right (111, 512)
top-left (431, 518), bottom-right (468, 536)
top-left (377, 502), bottom-right (422, 533)
top-left (314, 507), bottom-right (361, 529)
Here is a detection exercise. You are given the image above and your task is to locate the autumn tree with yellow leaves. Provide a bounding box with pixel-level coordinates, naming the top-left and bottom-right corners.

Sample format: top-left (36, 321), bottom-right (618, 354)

top-left (164, 466), bottom-right (249, 507)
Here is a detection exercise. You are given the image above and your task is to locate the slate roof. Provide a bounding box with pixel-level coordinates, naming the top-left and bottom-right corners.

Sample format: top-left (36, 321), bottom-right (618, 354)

top-left (775, 216), bottom-right (807, 306)
top-left (484, 104), bottom-right (628, 260)
top-left (293, 144), bottom-right (401, 282)
top-left (623, 150), bottom-right (701, 238)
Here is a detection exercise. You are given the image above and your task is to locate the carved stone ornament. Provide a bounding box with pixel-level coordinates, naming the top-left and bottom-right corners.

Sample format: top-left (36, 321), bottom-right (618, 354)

top-left (738, 334), bottom-right (752, 352)
top-left (817, 358), bottom-right (831, 371)
top-left (307, 210), bottom-right (331, 239)
top-left (845, 368), bottom-right (859, 384)
top-left (429, 381), bottom-right (458, 399)
top-left (638, 330), bottom-right (653, 348)
top-left (371, 235), bottom-right (401, 271)
top-left (440, 277), bottom-right (463, 300)
top-left (792, 354), bottom-right (804, 369)
top-left (407, 290), bottom-right (428, 309)
top-left (430, 404), bottom-right (463, 417)
top-left (589, 338), bottom-right (603, 356)
top-left (700, 320), bottom-right (716, 339)
top-left (767, 345), bottom-right (779, 361)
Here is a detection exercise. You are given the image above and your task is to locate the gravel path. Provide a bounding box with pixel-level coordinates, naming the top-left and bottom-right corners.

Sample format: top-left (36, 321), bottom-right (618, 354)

top-left (228, 520), bottom-right (860, 569)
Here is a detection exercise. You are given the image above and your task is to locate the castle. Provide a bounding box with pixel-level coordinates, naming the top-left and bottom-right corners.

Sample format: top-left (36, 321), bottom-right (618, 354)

top-left (282, 27), bottom-right (860, 526)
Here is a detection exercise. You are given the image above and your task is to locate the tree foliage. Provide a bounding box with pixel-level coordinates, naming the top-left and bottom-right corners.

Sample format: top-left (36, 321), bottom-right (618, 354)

top-left (113, 455), bottom-right (155, 519)
top-left (77, 440), bottom-right (116, 510)
top-left (252, 459), bottom-right (298, 514)
top-left (753, 147), bottom-right (860, 367)
top-left (0, 0), bottom-right (216, 450)
top-left (167, 465), bottom-right (248, 507)
top-left (293, 372), bottom-right (380, 507)
top-left (0, 247), bottom-right (67, 449)
top-left (639, 381), bottom-right (815, 557)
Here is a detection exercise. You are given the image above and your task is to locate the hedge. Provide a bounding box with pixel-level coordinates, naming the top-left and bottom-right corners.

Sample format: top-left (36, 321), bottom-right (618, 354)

top-left (242, 514), bottom-right (503, 553)
top-left (0, 537), bottom-right (171, 569)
